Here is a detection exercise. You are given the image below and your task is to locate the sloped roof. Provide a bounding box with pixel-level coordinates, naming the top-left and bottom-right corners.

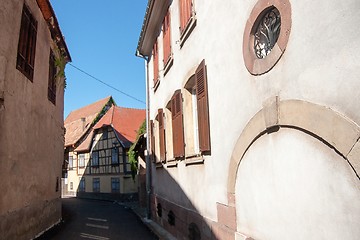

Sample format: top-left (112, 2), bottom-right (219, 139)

top-left (93, 106), bottom-right (146, 148)
top-left (64, 96), bottom-right (113, 147)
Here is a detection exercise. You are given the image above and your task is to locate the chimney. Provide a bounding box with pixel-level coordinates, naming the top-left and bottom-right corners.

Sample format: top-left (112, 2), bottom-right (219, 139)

top-left (81, 117), bottom-right (86, 131)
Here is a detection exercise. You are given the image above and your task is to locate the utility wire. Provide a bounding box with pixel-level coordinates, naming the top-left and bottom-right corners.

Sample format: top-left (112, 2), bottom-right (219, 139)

top-left (68, 63), bottom-right (146, 105)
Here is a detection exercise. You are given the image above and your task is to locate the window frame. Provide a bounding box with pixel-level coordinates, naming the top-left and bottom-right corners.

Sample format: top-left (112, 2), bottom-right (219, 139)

top-left (111, 147), bottom-right (119, 165)
top-left (91, 151), bottom-right (99, 167)
top-left (68, 156), bottom-right (73, 170)
top-left (92, 178), bottom-right (100, 192)
top-left (111, 177), bottom-right (120, 193)
top-left (78, 154), bottom-right (85, 168)
top-left (79, 177), bottom-right (85, 192)
top-left (16, 4), bottom-right (37, 81)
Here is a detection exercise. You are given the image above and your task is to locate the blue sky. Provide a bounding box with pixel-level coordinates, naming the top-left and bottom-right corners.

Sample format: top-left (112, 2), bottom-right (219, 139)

top-left (50, 0), bottom-right (148, 118)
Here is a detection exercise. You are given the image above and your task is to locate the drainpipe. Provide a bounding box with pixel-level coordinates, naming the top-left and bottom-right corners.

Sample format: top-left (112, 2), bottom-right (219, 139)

top-left (136, 51), bottom-right (151, 219)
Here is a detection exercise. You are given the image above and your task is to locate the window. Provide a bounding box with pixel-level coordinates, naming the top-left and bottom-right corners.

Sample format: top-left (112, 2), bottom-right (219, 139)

top-left (68, 156), bottom-right (73, 170)
top-left (183, 60), bottom-right (211, 157)
top-left (158, 109), bottom-right (166, 162)
top-left (171, 90), bottom-right (185, 158)
top-left (93, 178), bottom-right (100, 192)
top-left (163, 9), bottom-right (172, 68)
top-left (124, 152), bottom-right (131, 174)
top-left (179, 0), bottom-right (192, 33)
top-left (102, 129), bottom-right (108, 139)
top-left (92, 151), bottom-right (99, 167)
top-left (78, 154), bottom-right (85, 168)
top-left (48, 50), bottom-right (56, 104)
top-left (79, 178), bottom-right (85, 192)
top-left (243, 0), bottom-right (291, 75)
top-left (70, 182), bottom-right (73, 190)
top-left (153, 41), bottom-right (159, 87)
top-left (195, 60), bottom-right (211, 152)
top-left (16, 4), bottom-right (37, 81)
top-left (111, 178), bottom-right (120, 193)
top-left (112, 148), bottom-right (119, 164)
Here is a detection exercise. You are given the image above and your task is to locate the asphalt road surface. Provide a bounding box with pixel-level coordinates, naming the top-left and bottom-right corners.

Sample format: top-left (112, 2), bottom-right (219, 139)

top-left (36, 198), bottom-right (158, 240)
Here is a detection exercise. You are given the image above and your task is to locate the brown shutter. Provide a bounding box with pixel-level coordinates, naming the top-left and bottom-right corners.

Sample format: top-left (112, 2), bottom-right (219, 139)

top-left (163, 9), bottom-right (171, 65)
top-left (150, 120), bottom-right (156, 162)
top-left (158, 109), bottom-right (166, 161)
top-left (196, 60), bottom-right (211, 152)
top-left (153, 41), bottom-right (159, 86)
top-left (171, 90), bottom-right (185, 158)
top-left (179, 0), bottom-right (192, 32)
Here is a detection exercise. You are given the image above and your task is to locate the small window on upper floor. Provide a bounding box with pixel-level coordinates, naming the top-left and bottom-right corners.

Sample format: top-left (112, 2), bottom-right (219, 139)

top-left (163, 8), bottom-right (173, 74)
top-left (48, 50), bottom-right (57, 105)
top-left (179, 0), bottom-right (196, 47)
top-left (153, 41), bottom-right (159, 89)
top-left (17, 4), bottom-right (37, 81)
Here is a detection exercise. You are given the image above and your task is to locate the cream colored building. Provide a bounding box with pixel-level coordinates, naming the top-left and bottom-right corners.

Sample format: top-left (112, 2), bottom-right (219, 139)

top-left (0, 0), bottom-right (70, 239)
top-left (137, 0), bottom-right (360, 239)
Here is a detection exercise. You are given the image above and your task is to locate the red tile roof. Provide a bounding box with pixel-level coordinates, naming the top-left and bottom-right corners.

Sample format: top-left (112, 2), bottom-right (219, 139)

top-left (64, 96), bottom-right (113, 147)
top-left (93, 106), bottom-right (146, 147)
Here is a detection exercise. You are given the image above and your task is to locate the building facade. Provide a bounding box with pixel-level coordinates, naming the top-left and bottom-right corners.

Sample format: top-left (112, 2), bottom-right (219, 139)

top-left (65, 101), bottom-right (146, 201)
top-left (137, 0), bottom-right (360, 239)
top-left (0, 0), bottom-right (71, 239)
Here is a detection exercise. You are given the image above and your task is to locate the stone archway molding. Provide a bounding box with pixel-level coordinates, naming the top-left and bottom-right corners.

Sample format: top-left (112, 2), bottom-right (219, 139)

top-left (228, 98), bottom-right (360, 194)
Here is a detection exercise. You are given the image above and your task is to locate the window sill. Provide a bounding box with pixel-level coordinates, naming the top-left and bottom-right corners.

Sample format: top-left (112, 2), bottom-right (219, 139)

top-left (166, 159), bottom-right (178, 168)
top-left (185, 154), bottom-right (204, 166)
top-left (153, 78), bottom-right (160, 92)
top-left (180, 15), bottom-right (197, 48)
top-left (163, 55), bottom-right (173, 76)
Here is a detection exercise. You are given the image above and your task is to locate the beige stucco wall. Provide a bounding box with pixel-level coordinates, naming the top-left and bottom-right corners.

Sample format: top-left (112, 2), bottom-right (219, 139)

top-left (148, 0), bottom-right (360, 234)
top-left (236, 128), bottom-right (360, 240)
top-left (0, 0), bottom-right (65, 239)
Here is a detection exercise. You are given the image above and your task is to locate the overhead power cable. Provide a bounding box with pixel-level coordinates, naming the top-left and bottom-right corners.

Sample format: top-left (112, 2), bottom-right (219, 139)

top-left (68, 63), bottom-right (146, 105)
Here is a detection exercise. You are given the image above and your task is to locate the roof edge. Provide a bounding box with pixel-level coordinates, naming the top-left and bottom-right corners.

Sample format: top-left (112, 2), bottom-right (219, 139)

top-left (36, 0), bottom-right (71, 62)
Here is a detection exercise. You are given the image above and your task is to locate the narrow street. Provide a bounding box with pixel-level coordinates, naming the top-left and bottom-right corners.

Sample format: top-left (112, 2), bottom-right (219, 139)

top-left (36, 198), bottom-right (158, 240)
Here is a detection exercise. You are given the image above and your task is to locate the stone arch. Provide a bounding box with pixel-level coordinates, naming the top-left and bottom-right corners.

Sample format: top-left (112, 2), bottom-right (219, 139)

top-left (228, 99), bottom-right (360, 195)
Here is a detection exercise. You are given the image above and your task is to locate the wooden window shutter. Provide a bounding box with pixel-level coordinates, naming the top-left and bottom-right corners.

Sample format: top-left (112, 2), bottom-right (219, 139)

top-left (150, 120), bottom-right (156, 162)
top-left (153, 41), bottom-right (159, 86)
top-left (179, 0), bottom-right (192, 32)
top-left (17, 4), bottom-right (37, 81)
top-left (163, 9), bottom-right (171, 65)
top-left (195, 59), bottom-right (211, 152)
top-left (171, 90), bottom-right (185, 158)
top-left (158, 109), bottom-right (166, 161)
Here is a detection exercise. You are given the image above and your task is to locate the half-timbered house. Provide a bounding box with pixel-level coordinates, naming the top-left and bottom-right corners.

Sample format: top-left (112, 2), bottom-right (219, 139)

top-left (67, 105), bottom-right (145, 200)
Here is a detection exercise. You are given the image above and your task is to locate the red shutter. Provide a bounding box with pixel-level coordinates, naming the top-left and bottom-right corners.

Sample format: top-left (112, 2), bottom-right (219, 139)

top-left (163, 10), bottom-right (171, 65)
top-left (153, 41), bottom-right (159, 86)
top-left (158, 109), bottom-right (166, 161)
top-left (171, 90), bottom-right (185, 158)
top-left (179, 0), bottom-right (192, 32)
top-left (196, 60), bottom-right (211, 152)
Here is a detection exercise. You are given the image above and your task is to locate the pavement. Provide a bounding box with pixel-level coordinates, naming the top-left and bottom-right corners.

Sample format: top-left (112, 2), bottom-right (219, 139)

top-left (35, 197), bottom-right (159, 240)
top-left (119, 201), bottom-right (176, 240)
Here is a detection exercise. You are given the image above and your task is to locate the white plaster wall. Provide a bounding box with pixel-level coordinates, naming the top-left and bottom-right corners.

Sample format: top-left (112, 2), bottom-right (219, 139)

top-left (235, 128), bottom-right (360, 240)
top-left (148, 0), bottom-right (360, 223)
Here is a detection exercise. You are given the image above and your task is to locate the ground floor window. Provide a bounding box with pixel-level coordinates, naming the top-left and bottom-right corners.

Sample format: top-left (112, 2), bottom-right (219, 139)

top-left (111, 177), bottom-right (120, 193)
top-left (93, 178), bottom-right (100, 192)
top-left (79, 178), bottom-right (85, 192)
